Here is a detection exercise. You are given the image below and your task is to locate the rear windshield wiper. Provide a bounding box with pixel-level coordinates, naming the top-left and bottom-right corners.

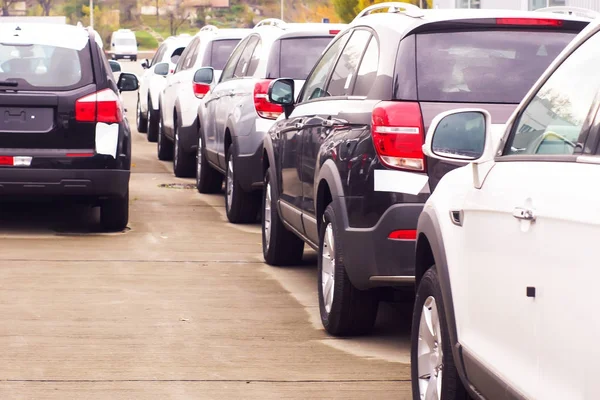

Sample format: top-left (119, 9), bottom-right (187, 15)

top-left (0, 80), bottom-right (18, 87)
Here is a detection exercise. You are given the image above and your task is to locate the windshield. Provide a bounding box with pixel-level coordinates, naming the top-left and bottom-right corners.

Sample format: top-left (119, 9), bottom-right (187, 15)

top-left (415, 30), bottom-right (577, 103)
top-left (115, 38), bottom-right (136, 47)
top-left (279, 37), bottom-right (332, 80)
top-left (0, 42), bottom-right (92, 89)
top-left (210, 39), bottom-right (240, 70)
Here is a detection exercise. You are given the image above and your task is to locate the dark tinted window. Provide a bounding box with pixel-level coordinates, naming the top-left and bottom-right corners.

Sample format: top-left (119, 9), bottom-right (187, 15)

top-left (171, 46), bottom-right (186, 64)
top-left (327, 30), bottom-right (371, 97)
top-left (234, 36), bottom-right (259, 78)
top-left (415, 30), bottom-right (576, 103)
top-left (0, 42), bottom-right (93, 90)
top-left (210, 39), bottom-right (241, 70)
top-left (279, 37), bottom-right (332, 80)
top-left (353, 36), bottom-right (378, 96)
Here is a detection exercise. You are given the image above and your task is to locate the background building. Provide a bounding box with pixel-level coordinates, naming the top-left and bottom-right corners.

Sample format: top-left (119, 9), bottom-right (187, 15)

top-left (434, 0), bottom-right (600, 11)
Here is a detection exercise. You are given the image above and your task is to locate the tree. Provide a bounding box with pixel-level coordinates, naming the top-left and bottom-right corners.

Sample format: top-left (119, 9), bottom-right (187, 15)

top-left (1, 0), bottom-right (15, 15)
top-left (333, 0), bottom-right (358, 23)
top-left (350, 0), bottom-right (432, 18)
top-left (37, 0), bottom-right (51, 15)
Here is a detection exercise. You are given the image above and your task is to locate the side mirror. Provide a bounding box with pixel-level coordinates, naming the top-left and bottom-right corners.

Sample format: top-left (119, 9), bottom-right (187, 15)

top-left (193, 67), bottom-right (214, 99)
top-left (141, 61), bottom-right (148, 69)
top-left (117, 72), bottom-right (139, 92)
top-left (137, 42), bottom-right (140, 47)
top-left (154, 62), bottom-right (169, 76)
top-left (111, 42), bottom-right (115, 47)
top-left (109, 60), bottom-right (121, 73)
top-left (268, 78), bottom-right (295, 118)
top-left (423, 109), bottom-right (496, 188)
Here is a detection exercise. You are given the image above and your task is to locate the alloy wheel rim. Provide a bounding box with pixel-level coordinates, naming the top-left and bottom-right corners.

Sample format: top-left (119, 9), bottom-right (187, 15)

top-left (158, 119), bottom-right (163, 152)
top-left (147, 108), bottom-right (151, 132)
top-left (321, 223), bottom-right (335, 314)
top-left (226, 157), bottom-right (233, 212)
top-left (417, 296), bottom-right (443, 400)
top-left (136, 100), bottom-right (140, 126)
top-left (264, 182), bottom-right (272, 249)
top-left (196, 137), bottom-right (202, 186)
top-left (174, 128), bottom-right (179, 167)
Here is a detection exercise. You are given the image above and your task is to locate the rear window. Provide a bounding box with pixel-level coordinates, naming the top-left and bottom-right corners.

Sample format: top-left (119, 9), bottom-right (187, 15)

top-left (279, 37), bottom-right (332, 80)
top-left (415, 30), bottom-right (577, 103)
top-left (210, 39), bottom-right (241, 70)
top-left (115, 37), bottom-right (136, 46)
top-left (0, 42), bottom-right (93, 90)
top-left (170, 47), bottom-right (186, 64)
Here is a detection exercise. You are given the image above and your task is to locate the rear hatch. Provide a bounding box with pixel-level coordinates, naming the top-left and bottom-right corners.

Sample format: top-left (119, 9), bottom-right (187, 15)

top-left (0, 38), bottom-right (98, 152)
top-left (400, 17), bottom-right (587, 189)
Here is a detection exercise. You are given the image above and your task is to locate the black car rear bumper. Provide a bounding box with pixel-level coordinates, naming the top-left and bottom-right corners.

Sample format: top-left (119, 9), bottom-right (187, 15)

top-left (0, 168), bottom-right (130, 198)
top-left (340, 201), bottom-right (424, 290)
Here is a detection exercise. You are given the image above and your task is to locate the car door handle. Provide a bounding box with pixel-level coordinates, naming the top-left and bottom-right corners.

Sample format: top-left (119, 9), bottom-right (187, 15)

top-left (513, 207), bottom-right (536, 221)
top-left (322, 118), bottom-right (348, 127)
top-left (228, 90), bottom-right (235, 97)
top-left (295, 122), bottom-right (304, 129)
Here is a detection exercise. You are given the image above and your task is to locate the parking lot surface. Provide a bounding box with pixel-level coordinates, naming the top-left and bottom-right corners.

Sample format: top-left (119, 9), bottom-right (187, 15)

top-left (0, 62), bottom-right (411, 399)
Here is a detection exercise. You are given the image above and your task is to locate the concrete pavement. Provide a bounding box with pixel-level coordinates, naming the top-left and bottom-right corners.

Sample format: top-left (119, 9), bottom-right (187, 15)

top-left (0, 62), bottom-right (412, 399)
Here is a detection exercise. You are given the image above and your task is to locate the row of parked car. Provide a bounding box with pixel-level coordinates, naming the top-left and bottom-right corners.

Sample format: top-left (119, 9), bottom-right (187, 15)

top-left (137, 3), bottom-right (600, 398)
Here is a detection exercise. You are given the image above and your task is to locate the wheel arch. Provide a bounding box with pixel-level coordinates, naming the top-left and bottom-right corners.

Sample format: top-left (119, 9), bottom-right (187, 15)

top-left (315, 159), bottom-right (347, 233)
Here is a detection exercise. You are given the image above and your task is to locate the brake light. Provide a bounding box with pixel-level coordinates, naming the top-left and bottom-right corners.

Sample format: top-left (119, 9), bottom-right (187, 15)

top-left (329, 29), bottom-right (340, 34)
top-left (254, 80), bottom-right (283, 120)
top-left (496, 18), bottom-right (563, 26)
top-left (75, 89), bottom-right (123, 123)
top-left (193, 82), bottom-right (211, 99)
top-left (170, 69), bottom-right (174, 74)
top-left (66, 152), bottom-right (94, 157)
top-left (371, 101), bottom-right (425, 171)
top-left (0, 156), bottom-right (13, 166)
top-left (388, 229), bottom-right (417, 240)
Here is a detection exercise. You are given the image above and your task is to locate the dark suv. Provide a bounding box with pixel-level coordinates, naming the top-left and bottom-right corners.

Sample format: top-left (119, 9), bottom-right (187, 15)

top-left (0, 23), bottom-right (139, 231)
top-left (261, 3), bottom-right (588, 335)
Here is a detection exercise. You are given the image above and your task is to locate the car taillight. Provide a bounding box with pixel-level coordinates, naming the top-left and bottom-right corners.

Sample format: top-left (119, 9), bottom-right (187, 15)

top-left (329, 29), bottom-right (340, 34)
top-left (254, 80), bottom-right (283, 120)
top-left (388, 229), bottom-right (417, 240)
top-left (496, 18), bottom-right (563, 26)
top-left (75, 89), bottom-right (123, 123)
top-left (193, 82), bottom-right (211, 99)
top-left (371, 101), bottom-right (425, 172)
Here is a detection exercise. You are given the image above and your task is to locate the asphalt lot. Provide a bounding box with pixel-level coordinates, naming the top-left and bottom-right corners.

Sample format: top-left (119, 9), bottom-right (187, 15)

top-left (0, 61), bottom-right (412, 399)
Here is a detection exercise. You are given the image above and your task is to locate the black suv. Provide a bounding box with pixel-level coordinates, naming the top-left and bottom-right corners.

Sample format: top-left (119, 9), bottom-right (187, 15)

top-left (261, 3), bottom-right (588, 335)
top-left (0, 23), bottom-right (139, 231)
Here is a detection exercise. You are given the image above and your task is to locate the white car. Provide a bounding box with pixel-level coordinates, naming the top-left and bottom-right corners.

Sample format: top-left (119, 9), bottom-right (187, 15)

top-left (136, 34), bottom-right (192, 142)
top-left (110, 28), bottom-right (138, 61)
top-left (412, 19), bottom-right (600, 400)
top-left (159, 25), bottom-right (251, 177)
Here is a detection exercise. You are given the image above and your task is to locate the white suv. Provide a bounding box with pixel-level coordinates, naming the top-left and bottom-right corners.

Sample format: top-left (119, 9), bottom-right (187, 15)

top-left (412, 19), bottom-right (600, 400)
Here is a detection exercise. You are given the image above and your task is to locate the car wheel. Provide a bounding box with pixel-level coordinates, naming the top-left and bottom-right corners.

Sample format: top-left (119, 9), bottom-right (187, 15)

top-left (196, 135), bottom-right (222, 193)
top-left (224, 150), bottom-right (260, 224)
top-left (157, 114), bottom-right (173, 161)
top-left (100, 190), bottom-right (129, 232)
top-left (411, 267), bottom-right (468, 400)
top-left (262, 168), bottom-right (304, 266)
top-left (136, 96), bottom-right (148, 133)
top-left (318, 203), bottom-right (379, 336)
top-left (173, 123), bottom-right (195, 178)
top-left (147, 100), bottom-right (159, 142)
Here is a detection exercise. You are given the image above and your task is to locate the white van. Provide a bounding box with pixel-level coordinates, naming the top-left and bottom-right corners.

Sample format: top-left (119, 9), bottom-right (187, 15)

top-left (110, 29), bottom-right (138, 61)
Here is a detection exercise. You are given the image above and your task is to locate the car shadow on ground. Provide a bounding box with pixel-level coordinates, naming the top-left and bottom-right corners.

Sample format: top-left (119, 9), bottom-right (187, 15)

top-left (0, 200), bottom-right (121, 236)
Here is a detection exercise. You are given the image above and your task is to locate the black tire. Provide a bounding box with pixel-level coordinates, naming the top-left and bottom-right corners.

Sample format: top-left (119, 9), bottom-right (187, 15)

top-left (262, 168), bottom-right (304, 266)
top-left (132, 56), bottom-right (137, 62)
top-left (157, 113), bottom-right (173, 161)
top-left (100, 190), bottom-right (129, 232)
top-left (411, 267), bottom-right (468, 400)
top-left (147, 99), bottom-right (159, 142)
top-left (318, 203), bottom-right (379, 336)
top-left (224, 150), bottom-right (260, 224)
top-left (173, 122), bottom-right (195, 178)
top-left (196, 133), bottom-right (222, 193)
top-left (136, 96), bottom-right (147, 133)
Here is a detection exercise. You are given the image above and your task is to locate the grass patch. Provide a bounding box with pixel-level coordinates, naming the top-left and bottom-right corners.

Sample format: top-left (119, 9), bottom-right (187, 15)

top-left (135, 30), bottom-right (159, 50)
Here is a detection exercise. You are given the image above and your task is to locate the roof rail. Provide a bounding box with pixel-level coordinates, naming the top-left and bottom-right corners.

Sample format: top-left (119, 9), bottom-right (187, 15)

top-left (200, 24), bottom-right (219, 32)
top-left (353, 1), bottom-right (424, 21)
top-left (535, 6), bottom-right (599, 19)
top-left (254, 18), bottom-right (286, 28)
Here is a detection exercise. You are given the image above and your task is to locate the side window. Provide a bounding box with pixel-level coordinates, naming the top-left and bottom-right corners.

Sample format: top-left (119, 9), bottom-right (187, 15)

top-left (151, 46), bottom-right (165, 66)
top-left (506, 32), bottom-right (600, 156)
top-left (300, 32), bottom-right (350, 103)
top-left (352, 37), bottom-right (379, 97)
top-left (246, 39), bottom-right (262, 77)
top-left (326, 30), bottom-right (371, 97)
top-left (234, 36), bottom-right (259, 78)
top-left (220, 39), bottom-right (249, 82)
top-left (183, 41), bottom-right (201, 70)
top-left (174, 41), bottom-right (194, 73)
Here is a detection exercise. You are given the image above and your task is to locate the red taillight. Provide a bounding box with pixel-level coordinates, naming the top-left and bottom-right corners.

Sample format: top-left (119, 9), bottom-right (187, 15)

top-left (496, 18), bottom-right (563, 26)
top-left (0, 156), bottom-right (13, 166)
top-left (329, 29), bottom-right (340, 34)
top-left (254, 80), bottom-right (283, 120)
top-left (75, 89), bottom-right (122, 123)
top-left (66, 152), bottom-right (94, 157)
top-left (193, 82), bottom-right (211, 99)
top-left (371, 101), bottom-right (425, 171)
top-left (388, 229), bottom-right (417, 240)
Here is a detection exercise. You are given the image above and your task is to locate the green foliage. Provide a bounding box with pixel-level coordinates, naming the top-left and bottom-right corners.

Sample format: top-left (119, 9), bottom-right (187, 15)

top-left (135, 30), bottom-right (159, 50)
top-left (333, 0), bottom-right (358, 23)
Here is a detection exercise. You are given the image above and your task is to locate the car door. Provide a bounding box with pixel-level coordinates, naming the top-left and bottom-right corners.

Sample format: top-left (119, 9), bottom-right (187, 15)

top-left (140, 45), bottom-right (165, 112)
top-left (276, 31), bottom-right (350, 237)
top-left (203, 37), bottom-right (249, 167)
top-left (299, 29), bottom-right (372, 243)
top-left (457, 31), bottom-right (600, 400)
